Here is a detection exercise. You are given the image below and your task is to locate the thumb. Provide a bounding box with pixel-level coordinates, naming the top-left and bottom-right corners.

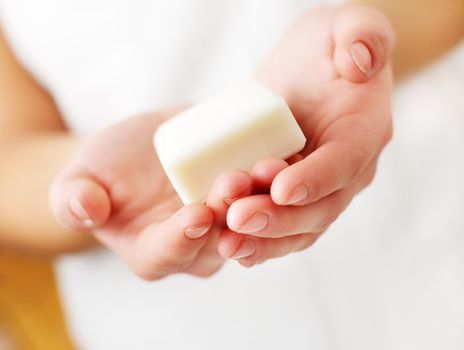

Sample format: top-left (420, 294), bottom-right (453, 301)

top-left (49, 176), bottom-right (111, 231)
top-left (332, 5), bottom-right (395, 83)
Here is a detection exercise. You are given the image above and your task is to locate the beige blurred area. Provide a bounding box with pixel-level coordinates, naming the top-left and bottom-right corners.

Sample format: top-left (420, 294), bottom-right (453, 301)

top-left (0, 255), bottom-right (75, 350)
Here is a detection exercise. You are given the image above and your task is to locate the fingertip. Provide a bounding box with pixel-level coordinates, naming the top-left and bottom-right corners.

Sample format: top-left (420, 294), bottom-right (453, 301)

top-left (226, 195), bottom-right (272, 234)
top-left (179, 204), bottom-right (214, 239)
top-left (206, 170), bottom-right (254, 225)
top-left (225, 200), bottom-right (246, 233)
top-left (214, 170), bottom-right (253, 204)
top-left (217, 230), bottom-right (258, 262)
top-left (252, 158), bottom-right (288, 173)
top-left (51, 178), bottom-right (111, 231)
top-left (333, 5), bottom-right (395, 83)
top-left (270, 169), bottom-right (300, 205)
top-left (271, 154), bottom-right (335, 206)
top-left (73, 179), bottom-right (111, 227)
top-left (217, 229), bottom-right (241, 258)
top-left (251, 158), bottom-right (289, 189)
top-left (334, 40), bottom-right (375, 83)
top-left (181, 203), bottom-right (215, 220)
top-left (238, 260), bottom-right (256, 268)
top-left (132, 204), bottom-right (214, 280)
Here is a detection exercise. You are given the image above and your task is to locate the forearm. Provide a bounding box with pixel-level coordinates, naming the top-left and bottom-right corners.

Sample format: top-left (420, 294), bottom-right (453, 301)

top-left (348, 0), bottom-right (464, 79)
top-left (0, 133), bottom-right (96, 256)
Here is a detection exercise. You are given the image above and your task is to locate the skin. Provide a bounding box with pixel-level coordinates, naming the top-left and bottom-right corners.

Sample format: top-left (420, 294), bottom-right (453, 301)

top-left (0, 3), bottom-right (463, 277)
top-left (351, 0), bottom-right (464, 79)
top-left (0, 31), bottom-right (93, 255)
top-left (217, 5), bottom-right (394, 267)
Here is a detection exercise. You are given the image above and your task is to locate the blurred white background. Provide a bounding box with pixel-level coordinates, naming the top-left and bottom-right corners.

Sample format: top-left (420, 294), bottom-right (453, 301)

top-left (54, 44), bottom-right (464, 350)
top-left (304, 43), bottom-right (464, 349)
top-left (0, 1), bottom-right (463, 349)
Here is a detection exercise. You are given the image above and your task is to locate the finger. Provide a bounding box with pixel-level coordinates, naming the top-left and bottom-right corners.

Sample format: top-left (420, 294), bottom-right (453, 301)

top-left (116, 204), bottom-right (214, 281)
top-left (286, 154), bottom-right (304, 165)
top-left (229, 162), bottom-right (377, 238)
top-left (206, 170), bottom-right (254, 226)
top-left (250, 158), bottom-right (289, 192)
top-left (217, 229), bottom-right (320, 266)
top-left (333, 5), bottom-right (395, 83)
top-left (227, 191), bottom-right (351, 238)
top-left (192, 170), bottom-right (254, 276)
top-left (194, 162), bottom-right (286, 275)
top-left (49, 177), bottom-right (111, 231)
top-left (182, 241), bottom-right (225, 278)
top-left (271, 141), bottom-right (366, 206)
top-left (271, 112), bottom-right (390, 206)
top-left (240, 232), bottom-right (321, 267)
top-left (353, 158), bottom-right (377, 194)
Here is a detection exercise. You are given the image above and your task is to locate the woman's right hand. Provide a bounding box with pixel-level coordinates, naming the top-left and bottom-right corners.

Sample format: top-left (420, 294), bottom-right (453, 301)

top-left (49, 108), bottom-right (252, 280)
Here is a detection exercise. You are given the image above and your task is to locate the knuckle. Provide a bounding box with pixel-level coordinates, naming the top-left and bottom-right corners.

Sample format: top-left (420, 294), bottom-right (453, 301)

top-left (382, 117), bottom-right (394, 146)
top-left (188, 262), bottom-right (224, 278)
top-left (130, 261), bottom-right (165, 282)
top-left (357, 6), bottom-right (395, 54)
top-left (300, 233), bottom-right (322, 250)
top-left (250, 240), bottom-right (265, 262)
top-left (130, 252), bottom-right (187, 282)
top-left (374, 11), bottom-right (396, 48)
top-left (317, 201), bottom-right (342, 232)
top-left (160, 231), bottom-right (201, 263)
top-left (336, 140), bottom-right (368, 186)
top-left (257, 237), bottom-right (291, 263)
top-left (190, 267), bottom-right (220, 279)
top-left (216, 170), bottom-right (246, 186)
top-left (346, 148), bottom-right (366, 185)
top-left (277, 215), bottom-right (294, 237)
top-left (270, 206), bottom-right (297, 236)
top-left (171, 237), bottom-right (194, 256)
top-left (154, 254), bottom-right (185, 274)
top-left (292, 233), bottom-right (319, 252)
top-left (365, 167), bottom-right (377, 186)
top-left (358, 165), bottom-right (377, 191)
top-left (362, 175), bottom-right (374, 189)
top-left (215, 171), bottom-right (232, 185)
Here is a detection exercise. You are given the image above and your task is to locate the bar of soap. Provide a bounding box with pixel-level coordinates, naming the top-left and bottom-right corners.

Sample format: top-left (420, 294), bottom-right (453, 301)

top-left (153, 79), bottom-right (306, 204)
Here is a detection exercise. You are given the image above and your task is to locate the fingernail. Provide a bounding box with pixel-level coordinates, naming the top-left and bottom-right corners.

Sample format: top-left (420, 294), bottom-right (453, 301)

top-left (184, 224), bottom-right (211, 239)
top-left (350, 42), bottom-right (372, 75)
top-left (286, 185), bottom-right (309, 205)
top-left (68, 195), bottom-right (94, 227)
top-left (233, 238), bottom-right (256, 259)
top-left (239, 212), bottom-right (269, 233)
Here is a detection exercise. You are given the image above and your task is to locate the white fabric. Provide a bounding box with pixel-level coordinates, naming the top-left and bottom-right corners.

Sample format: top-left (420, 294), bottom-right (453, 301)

top-left (1, 1), bottom-right (463, 349)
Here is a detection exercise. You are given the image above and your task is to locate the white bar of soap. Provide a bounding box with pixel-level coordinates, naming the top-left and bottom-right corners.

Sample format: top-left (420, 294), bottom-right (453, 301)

top-left (154, 79), bottom-right (306, 204)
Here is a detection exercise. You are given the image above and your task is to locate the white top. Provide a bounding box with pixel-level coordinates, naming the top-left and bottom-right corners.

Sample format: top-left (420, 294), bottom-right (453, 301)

top-left (1, 1), bottom-right (463, 349)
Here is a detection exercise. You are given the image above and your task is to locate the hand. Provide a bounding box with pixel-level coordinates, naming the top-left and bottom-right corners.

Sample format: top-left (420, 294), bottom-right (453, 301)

top-left (209, 159), bottom-right (322, 268)
top-left (215, 5), bottom-right (395, 267)
top-left (50, 108), bottom-right (232, 280)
